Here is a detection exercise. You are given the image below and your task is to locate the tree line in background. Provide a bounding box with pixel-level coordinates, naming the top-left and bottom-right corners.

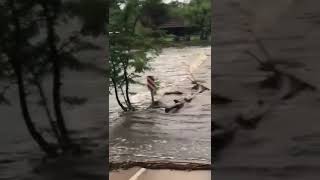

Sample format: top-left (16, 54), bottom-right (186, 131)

top-left (109, 0), bottom-right (211, 111)
top-left (169, 0), bottom-right (211, 40)
top-left (0, 0), bottom-right (107, 157)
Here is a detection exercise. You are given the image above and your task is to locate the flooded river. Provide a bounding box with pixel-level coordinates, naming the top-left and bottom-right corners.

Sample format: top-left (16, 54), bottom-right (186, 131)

top-left (0, 46), bottom-right (107, 179)
top-left (214, 0), bottom-right (320, 179)
top-left (109, 46), bottom-right (211, 164)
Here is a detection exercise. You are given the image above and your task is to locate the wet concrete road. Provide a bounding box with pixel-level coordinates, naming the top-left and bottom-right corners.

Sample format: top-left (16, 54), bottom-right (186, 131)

top-left (213, 0), bottom-right (320, 179)
top-left (109, 47), bottom-right (211, 164)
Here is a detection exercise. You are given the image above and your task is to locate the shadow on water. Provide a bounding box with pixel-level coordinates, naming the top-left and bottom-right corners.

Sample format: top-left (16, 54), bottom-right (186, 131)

top-left (0, 125), bottom-right (107, 180)
top-left (0, 68), bottom-right (107, 179)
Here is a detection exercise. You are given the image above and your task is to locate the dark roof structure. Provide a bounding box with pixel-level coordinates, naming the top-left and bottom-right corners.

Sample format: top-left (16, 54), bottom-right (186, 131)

top-left (158, 18), bottom-right (189, 29)
top-left (158, 18), bottom-right (196, 36)
top-left (158, 18), bottom-right (190, 29)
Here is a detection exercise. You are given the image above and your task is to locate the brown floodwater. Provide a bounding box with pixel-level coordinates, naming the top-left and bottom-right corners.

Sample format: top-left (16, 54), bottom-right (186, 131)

top-left (213, 0), bottom-right (320, 179)
top-left (109, 46), bottom-right (211, 164)
top-left (0, 44), bottom-right (107, 179)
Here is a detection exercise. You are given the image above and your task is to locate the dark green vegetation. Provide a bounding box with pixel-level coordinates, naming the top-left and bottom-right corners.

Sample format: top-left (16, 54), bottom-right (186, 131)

top-left (168, 0), bottom-right (211, 41)
top-left (109, 0), bottom-right (211, 111)
top-left (109, 0), bottom-right (161, 111)
top-left (0, 0), bottom-right (107, 157)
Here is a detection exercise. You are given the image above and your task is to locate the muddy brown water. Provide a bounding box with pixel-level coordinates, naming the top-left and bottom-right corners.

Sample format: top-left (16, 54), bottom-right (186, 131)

top-left (109, 46), bottom-right (211, 164)
top-left (0, 38), bottom-right (107, 179)
top-left (214, 0), bottom-right (320, 179)
top-left (0, 72), bottom-right (107, 179)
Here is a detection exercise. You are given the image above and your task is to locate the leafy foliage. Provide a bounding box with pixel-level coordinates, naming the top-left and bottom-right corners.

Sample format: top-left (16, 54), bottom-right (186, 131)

top-left (139, 0), bottom-right (170, 28)
top-left (65, 0), bottom-right (108, 36)
top-left (181, 0), bottom-right (211, 40)
top-left (109, 0), bottom-right (161, 111)
top-left (0, 0), bottom-right (107, 155)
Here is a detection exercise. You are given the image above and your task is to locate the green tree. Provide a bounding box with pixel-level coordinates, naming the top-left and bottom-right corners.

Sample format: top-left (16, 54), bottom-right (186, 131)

top-left (109, 0), bottom-right (160, 111)
top-left (139, 0), bottom-right (170, 29)
top-left (0, 0), bottom-right (107, 156)
top-left (0, 0), bottom-right (59, 156)
top-left (35, 0), bottom-right (107, 151)
top-left (183, 0), bottom-right (211, 40)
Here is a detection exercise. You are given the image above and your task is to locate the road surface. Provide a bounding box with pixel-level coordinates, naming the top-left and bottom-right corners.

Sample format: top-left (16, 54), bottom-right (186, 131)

top-left (110, 168), bottom-right (210, 180)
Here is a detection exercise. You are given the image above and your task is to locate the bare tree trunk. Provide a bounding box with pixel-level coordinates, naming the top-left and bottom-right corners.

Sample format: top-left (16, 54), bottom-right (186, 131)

top-left (122, 61), bottom-right (133, 110)
top-left (9, 0), bottom-right (57, 157)
top-left (112, 78), bottom-right (127, 111)
top-left (111, 59), bottom-right (128, 111)
top-left (14, 66), bottom-right (58, 156)
top-left (34, 80), bottom-right (62, 147)
top-left (41, 2), bottom-right (71, 150)
top-left (120, 86), bottom-right (129, 107)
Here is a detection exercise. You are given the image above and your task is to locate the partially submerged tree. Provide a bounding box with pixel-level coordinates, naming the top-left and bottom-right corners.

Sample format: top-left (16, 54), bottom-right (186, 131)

top-left (109, 0), bottom-right (160, 111)
top-left (0, 0), bottom-right (107, 156)
top-left (0, 0), bottom-right (59, 156)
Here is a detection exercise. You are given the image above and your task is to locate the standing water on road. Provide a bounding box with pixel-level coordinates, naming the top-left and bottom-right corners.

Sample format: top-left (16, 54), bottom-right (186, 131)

top-left (109, 46), bottom-right (211, 164)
